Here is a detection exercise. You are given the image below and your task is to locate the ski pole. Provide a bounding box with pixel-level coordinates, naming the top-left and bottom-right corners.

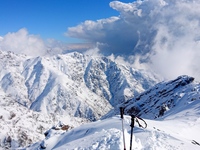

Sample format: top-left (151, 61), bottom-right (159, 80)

top-left (129, 115), bottom-right (147, 150)
top-left (120, 107), bottom-right (126, 150)
top-left (130, 115), bottom-right (135, 150)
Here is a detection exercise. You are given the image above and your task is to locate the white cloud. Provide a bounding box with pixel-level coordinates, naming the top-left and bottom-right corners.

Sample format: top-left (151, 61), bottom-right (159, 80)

top-left (83, 47), bottom-right (103, 57)
top-left (67, 17), bottom-right (120, 42)
top-left (109, 1), bottom-right (136, 13)
top-left (66, 0), bottom-right (200, 81)
top-left (0, 28), bottom-right (47, 57)
top-left (0, 36), bottom-right (3, 41)
top-left (0, 28), bottom-right (92, 57)
top-left (67, 16), bottom-right (139, 55)
top-left (148, 0), bottom-right (200, 80)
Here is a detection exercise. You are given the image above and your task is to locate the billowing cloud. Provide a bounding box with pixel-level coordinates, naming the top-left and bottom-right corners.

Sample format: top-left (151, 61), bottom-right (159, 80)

top-left (0, 28), bottom-right (47, 56)
top-left (146, 0), bottom-right (200, 80)
top-left (66, 0), bottom-right (200, 81)
top-left (66, 1), bottom-right (154, 55)
top-left (0, 28), bottom-right (92, 57)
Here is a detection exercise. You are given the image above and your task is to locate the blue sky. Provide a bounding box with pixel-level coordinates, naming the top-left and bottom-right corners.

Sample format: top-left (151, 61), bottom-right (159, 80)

top-left (0, 0), bottom-right (133, 42)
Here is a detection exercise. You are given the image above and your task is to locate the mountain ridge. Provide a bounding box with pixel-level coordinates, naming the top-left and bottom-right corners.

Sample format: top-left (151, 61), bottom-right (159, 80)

top-left (104, 75), bottom-right (200, 120)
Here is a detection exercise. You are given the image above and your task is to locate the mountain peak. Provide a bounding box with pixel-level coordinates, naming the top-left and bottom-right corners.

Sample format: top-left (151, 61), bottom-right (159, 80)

top-left (121, 75), bottom-right (198, 119)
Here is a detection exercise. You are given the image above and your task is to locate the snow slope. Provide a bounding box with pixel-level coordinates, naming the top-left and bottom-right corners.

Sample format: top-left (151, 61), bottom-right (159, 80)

top-left (0, 90), bottom-right (89, 149)
top-left (25, 75), bottom-right (200, 150)
top-left (25, 114), bottom-right (200, 150)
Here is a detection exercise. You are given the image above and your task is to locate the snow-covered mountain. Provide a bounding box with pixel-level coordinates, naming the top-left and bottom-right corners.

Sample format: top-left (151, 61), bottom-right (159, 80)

top-left (0, 50), bottom-right (159, 149)
top-left (25, 75), bottom-right (200, 150)
top-left (106, 75), bottom-right (199, 119)
top-left (0, 50), bottom-right (158, 120)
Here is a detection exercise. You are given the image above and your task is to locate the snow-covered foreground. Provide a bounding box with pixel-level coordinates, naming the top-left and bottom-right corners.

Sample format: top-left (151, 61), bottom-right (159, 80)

top-left (25, 111), bottom-right (200, 150)
top-left (24, 75), bottom-right (200, 150)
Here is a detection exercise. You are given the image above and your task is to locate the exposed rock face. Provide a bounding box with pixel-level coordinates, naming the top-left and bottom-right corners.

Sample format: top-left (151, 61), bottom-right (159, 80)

top-left (123, 75), bottom-right (197, 119)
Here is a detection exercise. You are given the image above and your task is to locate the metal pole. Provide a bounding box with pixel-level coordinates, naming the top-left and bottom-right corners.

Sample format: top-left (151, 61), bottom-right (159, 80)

top-left (130, 115), bottom-right (135, 150)
top-left (120, 107), bottom-right (126, 150)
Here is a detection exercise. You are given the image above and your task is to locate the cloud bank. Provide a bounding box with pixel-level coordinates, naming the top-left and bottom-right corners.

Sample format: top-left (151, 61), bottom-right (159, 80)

top-left (0, 28), bottom-right (91, 57)
top-left (66, 0), bottom-right (200, 81)
top-left (0, 28), bottom-right (47, 56)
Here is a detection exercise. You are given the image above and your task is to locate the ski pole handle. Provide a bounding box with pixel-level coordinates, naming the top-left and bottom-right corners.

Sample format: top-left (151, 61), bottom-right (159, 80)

top-left (130, 115), bottom-right (135, 128)
top-left (120, 107), bottom-right (124, 119)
